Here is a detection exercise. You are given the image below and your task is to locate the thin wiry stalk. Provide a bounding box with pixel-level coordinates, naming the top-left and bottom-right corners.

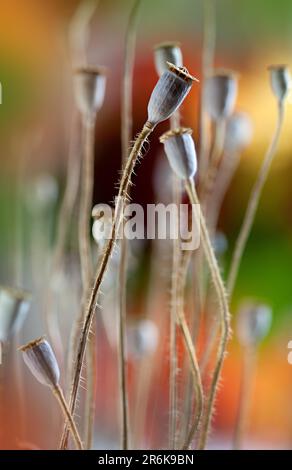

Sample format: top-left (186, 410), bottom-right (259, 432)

top-left (185, 179), bottom-right (230, 450)
top-left (118, 0), bottom-right (142, 449)
top-left (206, 149), bottom-right (241, 234)
top-left (227, 102), bottom-right (285, 297)
top-left (199, 0), bottom-right (216, 180)
top-left (169, 112), bottom-right (181, 450)
top-left (52, 384), bottom-right (83, 450)
top-left (200, 119), bottom-right (225, 204)
top-left (175, 252), bottom-right (204, 450)
top-left (60, 122), bottom-right (155, 449)
top-left (78, 115), bottom-right (96, 450)
top-left (233, 346), bottom-right (257, 450)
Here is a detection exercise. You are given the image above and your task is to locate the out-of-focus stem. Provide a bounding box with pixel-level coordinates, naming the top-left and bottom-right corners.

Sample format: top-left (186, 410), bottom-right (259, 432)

top-left (199, 0), bottom-right (216, 181)
top-left (227, 102), bottom-right (285, 297)
top-left (118, 0), bottom-right (142, 449)
top-left (233, 346), bottom-right (257, 450)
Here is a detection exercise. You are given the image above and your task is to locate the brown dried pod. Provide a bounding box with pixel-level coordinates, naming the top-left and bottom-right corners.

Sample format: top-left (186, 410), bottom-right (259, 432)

top-left (154, 41), bottom-right (183, 76)
top-left (74, 66), bottom-right (107, 117)
top-left (160, 127), bottom-right (197, 180)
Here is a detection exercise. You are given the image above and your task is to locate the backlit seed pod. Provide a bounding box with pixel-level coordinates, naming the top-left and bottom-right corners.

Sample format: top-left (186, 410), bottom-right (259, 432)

top-left (160, 127), bottom-right (197, 180)
top-left (237, 302), bottom-right (272, 347)
top-left (224, 112), bottom-right (253, 152)
top-left (147, 62), bottom-right (197, 125)
top-left (20, 337), bottom-right (60, 388)
top-left (92, 203), bottom-right (114, 245)
top-left (0, 286), bottom-right (31, 343)
top-left (74, 66), bottom-right (107, 117)
top-left (268, 65), bottom-right (291, 103)
top-left (205, 70), bottom-right (238, 121)
top-left (154, 41), bottom-right (183, 77)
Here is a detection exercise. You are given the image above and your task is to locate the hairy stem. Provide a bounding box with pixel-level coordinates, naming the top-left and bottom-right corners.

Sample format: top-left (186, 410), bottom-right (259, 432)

top-left (60, 121), bottom-right (154, 449)
top-left (118, 0), bottom-right (142, 449)
top-left (53, 384), bottom-right (83, 450)
top-left (227, 102), bottom-right (285, 297)
top-left (185, 179), bottom-right (230, 450)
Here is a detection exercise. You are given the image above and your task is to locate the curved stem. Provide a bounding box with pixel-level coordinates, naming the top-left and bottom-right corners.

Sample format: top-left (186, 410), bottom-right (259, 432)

top-left (227, 101), bottom-right (285, 297)
top-left (185, 179), bottom-right (230, 450)
top-left (53, 384), bottom-right (83, 450)
top-left (118, 0), bottom-right (142, 449)
top-left (60, 122), bottom-right (155, 449)
top-left (233, 346), bottom-right (257, 450)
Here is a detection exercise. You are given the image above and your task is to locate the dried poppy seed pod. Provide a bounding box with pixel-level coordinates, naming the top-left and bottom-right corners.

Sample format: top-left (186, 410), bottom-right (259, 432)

top-left (147, 62), bottom-right (197, 126)
top-left (127, 319), bottom-right (159, 360)
top-left (160, 127), bottom-right (197, 180)
top-left (0, 286), bottom-right (31, 343)
top-left (20, 337), bottom-right (60, 388)
top-left (205, 70), bottom-right (238, 121)
top-left (237, 302), bottom-right (272, 347)
top-left (154, 41), bottom-right (183, 76)
top-left (74, 66), bottom-right (107, 117)
top-left (268, 65), bottom-right (291, 103)
top-left (224, 112), bottom-right (253, 152)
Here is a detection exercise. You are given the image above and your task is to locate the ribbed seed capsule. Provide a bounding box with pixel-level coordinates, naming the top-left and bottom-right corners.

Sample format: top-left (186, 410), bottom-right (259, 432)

top-left (224, 112), bottom-right (253, 152)
top-left (20, 337), bottom-right (60, 388)
top-left (237, 302), bottom-right (272, 347)
top-left (205, 70), bottom-right (238, 121)
top-left (154, 42), bottom-right (183, 77)
top-left (160, 127), bottom-right (197, 180)
top-left (268, 65), bottom-right (291, 103)
top-left (147, 62), bottom-right (197, 126)
top-left (74, 66), bottom-right (107, 117)
top-left (0, 286), bottom-right (31, 343)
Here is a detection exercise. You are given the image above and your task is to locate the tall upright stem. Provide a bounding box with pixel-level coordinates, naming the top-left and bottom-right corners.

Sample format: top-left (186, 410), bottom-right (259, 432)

top-left (185, 179), bottom-right (230, 450)
top-left (60, 122), bottom-right (154, 449)
top-left (118, 0), bottom-right (142, 449)
top-left (199, 0), bottom-right (216, 180)
top-left (233, 346), bottom-right (257, 450)
top-left (227, 102), bottom-right (285, 297)
top-left (78, 115), bottom-right (96, 449)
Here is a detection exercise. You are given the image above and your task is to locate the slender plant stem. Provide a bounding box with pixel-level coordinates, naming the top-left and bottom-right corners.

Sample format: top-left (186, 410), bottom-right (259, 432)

top-left (175, 251), bottom-right (203, 449)
top-left (78, 114), bottom-right (96, 449)
top-left (118, 0), bottom-right (142, 449)
top-left (233, 346), bottom-right (257, 450)
top-left (60, 122), bottom-right (155, 449)
top-left (206, 149), bottom-right (241, 234)
top-left (53, 384), bottom-right (83, 450)
top-left (199, 0), bottom-right (216, 180)
top-left (227, 101), bottom-right (285, 297)
top-left (185, 179), bottom-right (230, 450)
top-left (169, 112), bottom-right (181, 449)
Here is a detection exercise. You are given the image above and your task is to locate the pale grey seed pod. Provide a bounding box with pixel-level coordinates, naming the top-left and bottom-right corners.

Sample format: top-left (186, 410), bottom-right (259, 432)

top-left (20, 337), bottom-right (60, 388)
top-left (74, 66), bottom-right (107, 117)
top-left (147, 62), bottom-right (197, 126)
top-left (268, 65), bottom-right (291, 103)
top-left (160, 127), bottom-right (197, 180)
top-left (154, 41), bottom-right (183, 77)
top-left (237, 302), bottom-right (272, 347)
top-left (224, 112), bottom-right (253, 152)
top-left (0, 286), bottom-right (31, 343)
top-left (205, 70), bottom-right (238, 121)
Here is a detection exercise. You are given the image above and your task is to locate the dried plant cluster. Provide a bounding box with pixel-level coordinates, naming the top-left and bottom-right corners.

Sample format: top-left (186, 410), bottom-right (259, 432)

top-left (0, 0), bottom-right (291, 452)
